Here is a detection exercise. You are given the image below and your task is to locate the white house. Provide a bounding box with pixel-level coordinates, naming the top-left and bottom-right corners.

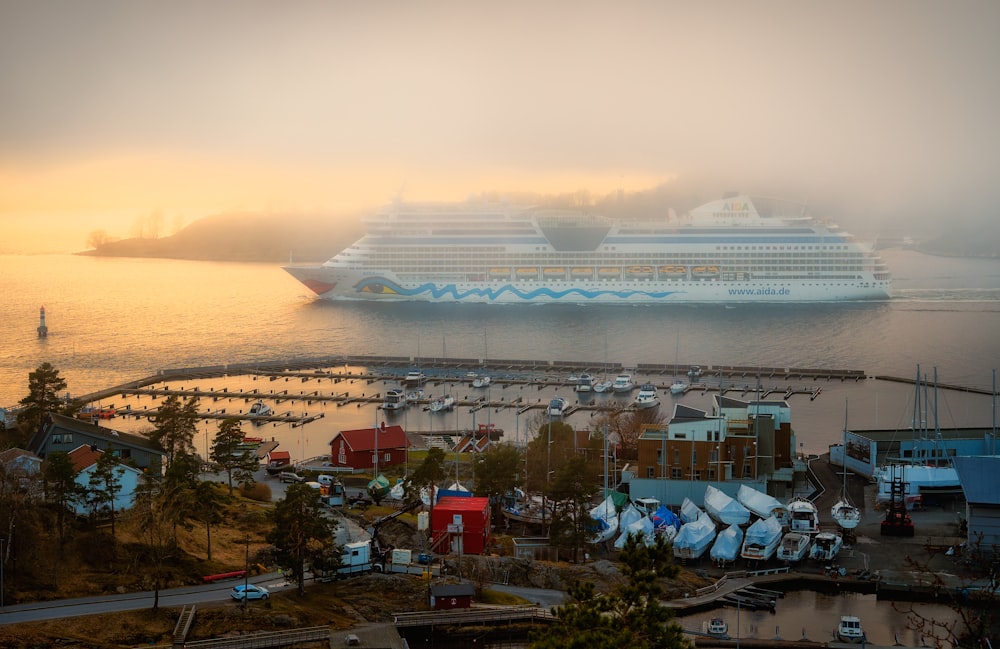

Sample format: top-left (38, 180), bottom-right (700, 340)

top-left (68, 445), bottom-right (144, 517)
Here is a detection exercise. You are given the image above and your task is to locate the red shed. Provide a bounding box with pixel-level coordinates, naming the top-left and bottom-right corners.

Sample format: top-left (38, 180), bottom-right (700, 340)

top-left (431, 496), bottom-right (491, 555)
top-left (429, 583), bottom-right (475, 610)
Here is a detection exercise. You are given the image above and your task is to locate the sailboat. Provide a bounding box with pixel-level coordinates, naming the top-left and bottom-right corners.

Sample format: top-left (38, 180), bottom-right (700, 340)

top-left (669, 331), bottom-right (688, 394)
top-left (593, 330), bottom-right (613, 393)
top-left (472, 330), bottom-right (491, 388)
top-left (832, 399), bottom-right (861, 530)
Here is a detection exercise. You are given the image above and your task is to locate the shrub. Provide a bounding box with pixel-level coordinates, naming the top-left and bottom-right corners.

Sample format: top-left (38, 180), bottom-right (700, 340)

top-left (240, 482), bottom-right (272, 502)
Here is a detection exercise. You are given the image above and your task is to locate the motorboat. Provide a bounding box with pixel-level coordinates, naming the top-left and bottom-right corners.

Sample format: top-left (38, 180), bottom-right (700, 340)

top-left (403, 371), bottom-right (426, 386)
top-left (589, 495), bottom-right (621, 543)
top-left (809, 531), bottom-right (843, 561)
top-left (836, 616), bottom-right (865, 643)
top-left (688, 365), bottom-right (703, 381)
top-left (669, 379), bottom-right (689, 395)
top-left (634, 384), bottom-right (660, 409)
top-left (787, 497), bottom-right (820, 534)
top-left (633, 497), bottom-right (661, 517)
top-left (710, 523), bottom-right (743, 566)
top-left (575, 373), bottom-right (594, 392)
top-left (547, 395), bottom-right (570, 418)
top-left (673, 515), bottom-right (717, 560)
top-left (428, 394), bottom-right (455, 413)
top-left (776, 532), bottom-right (811, 563)
top-left (612, 373), bottom-right (635, 392)
top-left (704, 485), bottom-right (751, 526)
top-left (737, 484), bottom-right (790, 528)
top-left (593, 379), bottom-right (613, 393)
top-left (740, 515), bottom-right (783, 561)
top-left (706, 618), bottom-right (729, 639)
top-left (472, 374), bottom-right (491, 388)
top-left (650, 505), bottom-right (682, 542)
top-left (248, 400), bottom-right (273, 424)
top-left (680, 497), bottom-right (704, 524)
top-left (381, 389), bottom-right (408, 411)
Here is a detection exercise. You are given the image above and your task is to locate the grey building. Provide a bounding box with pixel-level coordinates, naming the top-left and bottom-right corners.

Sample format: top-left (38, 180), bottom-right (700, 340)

top-left (952, 456), bottom-right (1000, 552)
top-left (28, 413), bottom-right (166, 475)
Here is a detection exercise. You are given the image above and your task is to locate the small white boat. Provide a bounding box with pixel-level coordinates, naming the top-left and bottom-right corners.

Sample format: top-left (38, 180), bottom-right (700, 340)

top-left (428, 394), bottom-right (455, 413)
top-left (248, 400), bottom-right (273, 424)
top-left (575, 373), bottom-right (594, 392)
top-left (382, 389), bottom-right (408, 411)
top-left (593, 379), bottom-right (613, 393)
top-left (737, 484), bottom-right (790, 529)
top-left (472, 375), bottom-right (491, 388)
top-left (809, 531), bottom-right (843, 561)
top-left (836, 615), bottom-right (865, 643)
top-left (403, 370), bottom-right (426, 386)
top-left (707, 618), bottom-right (729, 638)
top-left (547, 395), bottom-right (570, 418)
top-left (634, 384), bottom-right (660, 409)
top-left (832, 500), bottom-right (861, 530)
top-left (741, 515), bottom-right (783, 561)
top-left (787, 497), bottom-right (820, 534)
top-left (776, 531), bottom-right (811, 562)
top-left (687, 365), bottom-right (703, 380)
top-left (669, 380), bottom-right (689, 395)
top-left (612, 373), bottom-right (635, 392)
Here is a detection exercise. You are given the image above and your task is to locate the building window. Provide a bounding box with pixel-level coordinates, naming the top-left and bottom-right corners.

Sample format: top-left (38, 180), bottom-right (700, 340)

top-left (673, 448), bottom-right (680, 465)
top-left (656, 449), bottom-right (664, 465)
top-left (671, 468), bottom-right (682, 479)
top-left (647, 467), bottom-right (655, 478)
top-left (338, 452), bottom-right (346, 464)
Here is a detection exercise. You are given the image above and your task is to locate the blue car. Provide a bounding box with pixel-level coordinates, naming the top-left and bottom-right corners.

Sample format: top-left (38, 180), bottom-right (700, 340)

top-left (231, 584), bottom-right (270, 601)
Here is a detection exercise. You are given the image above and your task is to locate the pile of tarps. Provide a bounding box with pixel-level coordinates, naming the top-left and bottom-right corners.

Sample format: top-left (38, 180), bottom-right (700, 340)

top-left (651, 505), bottom-right (682, 541)
top-left (704, 485), bottom-right (751, 526)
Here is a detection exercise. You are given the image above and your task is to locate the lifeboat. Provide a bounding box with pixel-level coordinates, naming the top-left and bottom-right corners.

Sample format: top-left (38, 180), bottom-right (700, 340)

top-left (597, 267), bottom-right (621, 279)
top-left (626, 266), bottom-right (654, 278)
top-left (488, 267), bottom-right (511, 279)
top-left (542, 267), bottom-right (566, 279)
top-left (658, 265), bottom-right (686, 276)
top-left (571, 267), bottom-right (594, 278)
top-left (692, 265), bottom-right (720, 277)
top-left (516, 267), bottom-right (539, 279)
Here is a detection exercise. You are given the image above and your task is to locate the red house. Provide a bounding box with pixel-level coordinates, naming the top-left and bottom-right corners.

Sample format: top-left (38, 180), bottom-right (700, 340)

top-left (431, 496), bottom-right (491, 555)
top-left (329, 423), bottom-right (409, 470)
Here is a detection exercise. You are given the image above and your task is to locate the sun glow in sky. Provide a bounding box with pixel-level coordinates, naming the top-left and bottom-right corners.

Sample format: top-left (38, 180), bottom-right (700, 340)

top-left (2, 1), bottom-right (999, 251)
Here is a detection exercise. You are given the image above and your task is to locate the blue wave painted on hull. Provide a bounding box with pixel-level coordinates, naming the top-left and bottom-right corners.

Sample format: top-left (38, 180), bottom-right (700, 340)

top-left (352, 277), bottom-right (684, 301)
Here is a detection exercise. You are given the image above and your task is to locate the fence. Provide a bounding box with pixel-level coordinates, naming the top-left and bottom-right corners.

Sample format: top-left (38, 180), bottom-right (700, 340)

top-left (180, 626), bottom-right (329, 649)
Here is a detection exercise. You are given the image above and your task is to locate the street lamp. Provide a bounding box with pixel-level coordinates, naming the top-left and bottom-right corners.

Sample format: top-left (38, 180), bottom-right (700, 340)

top-left (1, 537), bottom-right (5, 610)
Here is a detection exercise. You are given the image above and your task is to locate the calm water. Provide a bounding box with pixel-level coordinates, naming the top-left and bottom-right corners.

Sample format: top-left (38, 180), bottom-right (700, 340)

top-left (1, 249), bottom-right (998, 461)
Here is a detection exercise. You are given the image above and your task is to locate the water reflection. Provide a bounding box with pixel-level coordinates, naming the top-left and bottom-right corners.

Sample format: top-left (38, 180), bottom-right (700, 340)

top-left (675, 590), bottom-right (959, 648)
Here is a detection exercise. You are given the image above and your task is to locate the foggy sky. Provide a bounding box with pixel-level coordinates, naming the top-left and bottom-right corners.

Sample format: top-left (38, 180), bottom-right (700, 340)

top-left (2, 0), bottom-right (999, 246)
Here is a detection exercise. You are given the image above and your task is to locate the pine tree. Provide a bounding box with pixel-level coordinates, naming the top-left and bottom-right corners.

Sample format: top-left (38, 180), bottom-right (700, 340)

top-left (17, 362), bottom-right (68, 437)
top-left (267, 483), bottom-right (338, 596)
top-left (210, 417), bottom-right (259, 496)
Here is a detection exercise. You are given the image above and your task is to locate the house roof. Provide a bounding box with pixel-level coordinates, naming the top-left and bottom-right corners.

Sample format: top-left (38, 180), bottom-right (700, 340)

top-left (32, 413), bottom-right (165, 456)
top-left (431, 583), bottom-right (475, 598)
top-left (0, 448), bottom-right (41, 465)
top-left (268, 450), bottom-right (290, 461)
top-left (330, 425), bottom-right (409, 452)
top-left (670, 403), bottom-right (710, 423)
top-left (953, 456), bottom-right (1000, 505)
top-left (67, 444), bottom-right (104, 472)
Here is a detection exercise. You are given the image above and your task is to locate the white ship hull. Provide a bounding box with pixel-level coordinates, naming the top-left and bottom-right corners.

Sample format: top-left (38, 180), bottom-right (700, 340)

top-left (285, 195), bottom-right (892, 305)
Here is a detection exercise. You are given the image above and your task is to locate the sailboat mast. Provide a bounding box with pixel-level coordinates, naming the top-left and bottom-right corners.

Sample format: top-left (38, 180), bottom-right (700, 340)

top-left (843, 398), bottom-right (849, 500)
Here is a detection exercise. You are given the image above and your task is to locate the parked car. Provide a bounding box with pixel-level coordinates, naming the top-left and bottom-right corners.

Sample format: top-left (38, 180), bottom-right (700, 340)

top-left (231, 584), bottom-right (269, 601)
top-left (279, 472), bottom-right (305, 483)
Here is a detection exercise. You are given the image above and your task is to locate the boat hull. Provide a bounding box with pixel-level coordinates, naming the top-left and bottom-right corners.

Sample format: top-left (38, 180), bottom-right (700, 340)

top-left (284, 265), bottom-right (891, 304)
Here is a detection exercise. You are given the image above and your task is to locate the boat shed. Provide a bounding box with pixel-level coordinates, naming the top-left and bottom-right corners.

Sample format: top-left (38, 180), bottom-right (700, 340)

top-left (328, 423), bottom-right (409, 471)
top-left (429, 582), bottom-right (475, 610)
top-left (952, 456), bottom-right (1000, 552)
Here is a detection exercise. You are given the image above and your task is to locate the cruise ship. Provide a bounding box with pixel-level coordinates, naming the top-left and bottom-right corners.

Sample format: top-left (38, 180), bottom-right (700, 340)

top-left (284, 195), bottom-right (892, 304)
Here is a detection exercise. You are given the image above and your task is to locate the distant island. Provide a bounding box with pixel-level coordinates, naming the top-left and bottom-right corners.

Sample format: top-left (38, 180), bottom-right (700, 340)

top-left (79, 203), bottom-right (999, 263)
top-left (79, 211), bottom-right (365, 263)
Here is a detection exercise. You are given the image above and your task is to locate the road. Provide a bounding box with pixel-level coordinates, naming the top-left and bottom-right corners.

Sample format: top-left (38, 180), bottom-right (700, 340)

top-left (0, 572), bottom-right (293, 625)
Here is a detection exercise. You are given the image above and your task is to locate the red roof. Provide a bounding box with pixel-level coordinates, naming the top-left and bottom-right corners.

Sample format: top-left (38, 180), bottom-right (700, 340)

top-left (67, 445), bottom-right (103, 472)
top-left (269, 450), bottom-right (290, 461)
top-left (434, 496), bottom-right (491, 512)
top-left (331, 425), bottom-right (409, 452)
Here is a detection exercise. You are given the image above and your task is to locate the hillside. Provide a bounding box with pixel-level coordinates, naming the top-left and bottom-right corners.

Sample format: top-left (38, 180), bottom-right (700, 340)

top-left (82, 211), bottom-right (366, 263)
